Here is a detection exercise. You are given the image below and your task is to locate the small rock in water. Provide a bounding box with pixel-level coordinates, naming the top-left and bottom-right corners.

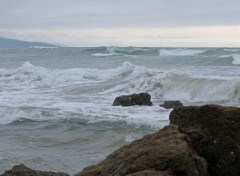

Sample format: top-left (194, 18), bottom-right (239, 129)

top-left (112, 93), bottom-right (153, 106)
top-left (1, 164), bottom-right (69, 176)
top-left (160, 100), bottom-right (183, 109)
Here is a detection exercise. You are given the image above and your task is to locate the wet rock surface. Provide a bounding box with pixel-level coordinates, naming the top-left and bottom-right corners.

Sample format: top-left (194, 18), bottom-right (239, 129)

top-left (112, 93), bottom-right (153, 106)
top-left (170, 104), bottom-right (240, 176)
top-left (0, 164), bottom-right (69, 176)
top-left (125, 170), bottom-right (174, 176)
top-left (74, 125), bottom-right (208, 176)
top-left (3, 104), bottom-right (240, 176)
top-left (160, 100), bottom-right (183, 109)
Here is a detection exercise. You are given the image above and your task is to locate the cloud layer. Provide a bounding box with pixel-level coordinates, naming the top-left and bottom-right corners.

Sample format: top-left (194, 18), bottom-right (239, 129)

top-left (1, 0), bottom-right (240, 46)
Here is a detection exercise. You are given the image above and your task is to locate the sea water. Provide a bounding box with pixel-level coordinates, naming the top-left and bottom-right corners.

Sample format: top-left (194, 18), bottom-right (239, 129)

top-left (0, 47), bottom-right (240, 175)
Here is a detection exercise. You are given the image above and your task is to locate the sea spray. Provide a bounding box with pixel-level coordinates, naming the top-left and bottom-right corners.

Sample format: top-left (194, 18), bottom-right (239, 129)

top-left (0, 47), bottom-right (240, 174)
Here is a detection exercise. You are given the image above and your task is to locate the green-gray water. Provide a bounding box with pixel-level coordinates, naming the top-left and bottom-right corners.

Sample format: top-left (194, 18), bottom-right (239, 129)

top-left (0, 47), bottom-right (240, 175)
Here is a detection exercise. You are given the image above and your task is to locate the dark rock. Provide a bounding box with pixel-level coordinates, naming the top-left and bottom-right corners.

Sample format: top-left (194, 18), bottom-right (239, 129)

top-left (74, 125), bottom-right (208, 176)
top-left (170, 104), bottom-right (240, 176)
top-left (126, 170), bottom-right (174, 176)
top-left (160, 100), bottom-right (183, 109)
top-left (112, 93), bottom-right (153, 106)
top-left (0, 164), bottom-right (69, 176)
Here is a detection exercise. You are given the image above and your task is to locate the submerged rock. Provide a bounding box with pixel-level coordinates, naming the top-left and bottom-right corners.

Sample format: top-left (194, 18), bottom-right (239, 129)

top-left (160, 100), bottom-right (183, 109)
top-left (0, 164), bottom-right (69, 176)
top-left (74, 125), bottom-right (208, 176)
top-left (170, 104), bottom-right (240, 176)
top-left (112, 93), bottom-right (153, 106)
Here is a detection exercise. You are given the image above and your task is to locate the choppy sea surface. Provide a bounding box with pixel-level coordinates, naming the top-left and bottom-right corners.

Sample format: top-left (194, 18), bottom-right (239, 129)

top-left (0, 47), bottom-right (240, 174)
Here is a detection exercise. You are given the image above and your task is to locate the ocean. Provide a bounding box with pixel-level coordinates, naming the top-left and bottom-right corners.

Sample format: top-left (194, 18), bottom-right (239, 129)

top-left (0, 47), bottom-right (240, 175)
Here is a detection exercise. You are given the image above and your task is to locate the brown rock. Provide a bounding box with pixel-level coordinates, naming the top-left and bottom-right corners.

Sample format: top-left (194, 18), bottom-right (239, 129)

top-left (126, 170), bottom-right (174, 176)
top-left (112, 93), bottom-right (153, 106)
top-left (160, 101), bottom-right (183, 109)
top-left (0, 164), bottom-right (69, 176)
top-left (170, 104), bottom-right (240, 176)
top-left (74, 125), bottom-right (208, 176)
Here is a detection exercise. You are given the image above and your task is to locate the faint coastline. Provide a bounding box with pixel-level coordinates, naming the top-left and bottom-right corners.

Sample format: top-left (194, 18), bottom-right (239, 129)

top-left (0, 36), bottom-right (58, 48)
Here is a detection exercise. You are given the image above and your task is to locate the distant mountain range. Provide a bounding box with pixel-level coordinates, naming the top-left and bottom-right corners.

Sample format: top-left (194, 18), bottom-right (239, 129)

top-left (0, 36), bottom-right (58, 48)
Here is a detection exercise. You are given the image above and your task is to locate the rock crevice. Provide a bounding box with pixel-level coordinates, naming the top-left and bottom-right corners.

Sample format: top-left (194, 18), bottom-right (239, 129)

top-left (74, 125), bottom-right (208, 176)
top-left (2, 104), bottom-right (240, 176)
top-left (170, 104), bottom-right (240, 176)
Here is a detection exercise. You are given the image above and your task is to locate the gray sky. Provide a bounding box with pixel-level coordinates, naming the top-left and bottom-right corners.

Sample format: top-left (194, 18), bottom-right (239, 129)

top-left (1, 0), bottom-right (240, 46)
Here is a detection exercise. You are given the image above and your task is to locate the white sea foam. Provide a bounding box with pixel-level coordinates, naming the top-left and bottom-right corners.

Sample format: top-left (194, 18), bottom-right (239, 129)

top-left (1, 61), bottom-right (240, 125)
top-left (0, 61), bottom-right (101, 89)
top-left (2, 47), bottom-right (240, 175)
top-left (159, 73), bottom-right (240, 102)
top-left (0, 61), bottom-right (165, 126)
top-left (92, 46), bottom-right (135, 57)
top-left (223, 48), bottom-right (240, 52)
top-left (159, 48), bottom-right (205, 56)
top-left (28, 46), bottom-right (58, 49)
top-left (92, 46), bottom-right (119, 57)
top-left (92, 53), bottom-right (120, 57)
top-left (232, 54), bottom-right (240, 65)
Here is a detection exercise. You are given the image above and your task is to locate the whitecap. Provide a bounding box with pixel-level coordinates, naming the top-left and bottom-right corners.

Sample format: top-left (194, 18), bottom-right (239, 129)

top-left (159, 48), bottom-right (205, 56)
top-left (92, 53), bottom-right (119, 57)
top-left (28, 46), bottom-right (58, 49)
top-left (223, 48), bottom-right (240, 52)
top-left (232, 54), bottom-right (240, 65)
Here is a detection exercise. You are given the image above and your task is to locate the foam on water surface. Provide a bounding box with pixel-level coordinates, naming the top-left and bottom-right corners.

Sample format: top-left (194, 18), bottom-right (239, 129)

top-left (232, 54), bottom-right (240, 65)
top-left (1, 60), bottom-right (240, 126)
top-left (0, 47), bottom-right (240, 174)
top-left (159, 48), bottom-right (205, 56)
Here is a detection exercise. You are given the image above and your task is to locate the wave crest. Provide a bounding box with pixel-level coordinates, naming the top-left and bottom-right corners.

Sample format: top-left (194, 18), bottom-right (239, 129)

top-left (92, 46), bottom-right (159, 57)
top-left (232, 54), bottom-right (240, 65)
top-left (1, 61), bottom-right (240, 125)
top-left (159, 48), bottom-right (205, 56)
top-left (159, 73), bottom-right (240, 102)
top-left (1, 61), bottom-right (240, 104)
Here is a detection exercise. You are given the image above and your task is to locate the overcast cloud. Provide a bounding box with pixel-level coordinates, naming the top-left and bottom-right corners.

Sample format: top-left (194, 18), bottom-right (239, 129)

top-left (0, 0), bottom-right (240, 46)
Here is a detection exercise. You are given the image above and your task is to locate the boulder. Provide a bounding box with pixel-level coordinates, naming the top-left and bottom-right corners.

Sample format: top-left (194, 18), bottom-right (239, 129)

top-left (170, 104), bottom-right (240, 176)
top-left (74, 125), bottom-right (208, 176)
top-left (125, 170), bottom-right (174, 176)
top-left (0, 164), bottom-right (69, 176)
top-left (112, 93), bottom-right (153, 106)
top-left (160, 101), bottom-right (183, 109)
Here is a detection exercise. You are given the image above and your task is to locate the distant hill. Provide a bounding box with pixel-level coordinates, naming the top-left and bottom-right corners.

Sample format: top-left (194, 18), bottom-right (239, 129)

top-left (0, 36), bottom-right (58, 48)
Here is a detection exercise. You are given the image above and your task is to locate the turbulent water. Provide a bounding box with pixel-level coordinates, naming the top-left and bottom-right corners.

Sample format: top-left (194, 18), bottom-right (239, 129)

top-left (0, 47), bottom-right (240, 174)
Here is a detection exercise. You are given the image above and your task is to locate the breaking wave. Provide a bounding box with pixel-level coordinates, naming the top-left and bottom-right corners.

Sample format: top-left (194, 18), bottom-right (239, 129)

top-left (91, 46), bottom-right (159, 57)
top-left (159, 48), bottom-right (205, 56)
top-left (1, 61), bottom-right (240, 109)
top-left (1, 47), bottom-right (240, 174)
top-left (85, 47), bottom-right (240, 64)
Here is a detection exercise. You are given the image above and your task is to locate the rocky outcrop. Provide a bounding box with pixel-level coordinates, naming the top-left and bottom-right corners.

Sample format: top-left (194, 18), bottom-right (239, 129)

top-left (160, 101), bottom-right (183, 109)
top-left (4, 104), bottom-right (240, 176)
top-left (170, 104), bottom-right (240, 176)
top-left (112, 93), bottom-right (153, 106)
top-left (0, 164), bottom-right (69, 176)
top-left (74, 125), bottom-right (208, 176)
top-left (125, 170), bottom-right (174, 176)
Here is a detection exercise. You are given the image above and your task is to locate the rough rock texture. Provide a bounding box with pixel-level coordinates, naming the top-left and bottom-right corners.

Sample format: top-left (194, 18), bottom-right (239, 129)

top-left (160, 101), bottom-right (183, 109)
top-left (112, 93), bottom-right (153, 106)
top-left (170, 104), bottom-right (240, 176)
top-left (126, 170), bottom-right (174, 176)
top-left (75, 125), bottom-right (208, 176)
top-left (0, 164), bottom-right (69, 176)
